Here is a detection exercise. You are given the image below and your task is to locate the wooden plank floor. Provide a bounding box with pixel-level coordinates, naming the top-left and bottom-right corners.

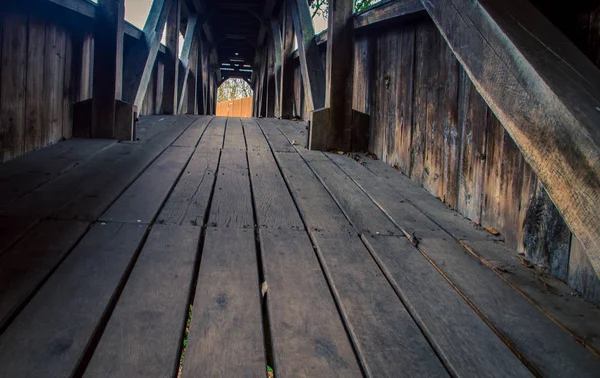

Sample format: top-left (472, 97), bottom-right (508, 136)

top-left (0, 116), bottom-right (599, 377)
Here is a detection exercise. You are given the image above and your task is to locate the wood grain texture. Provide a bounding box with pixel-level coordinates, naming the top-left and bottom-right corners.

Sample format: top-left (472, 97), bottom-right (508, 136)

top-left (568, 236), bottom-right (600, 309)
top-left (0, 219), bottom-right (89, 330)
top-left (243, 118), bottom-right (271, 151)
top-left (158, 146), bottom-right (220, 226)
top-left (172, 115), bottom-right (212, 147)
top-left (208, 149), bottom-right (253, 228)
top-left (0, 143), bottom-right (139, 220)
top-left (420, 0), bottom-right (600, 276)
top-left (333, 152), bottom-right (600, 356)
top-left (100, 146), bottom-right (193, 224)
top-left (0, 14), bottom-right (27, 162)
top-left (24, 16), bottom-right (46, 152)
top-left (312, 232), bottom-right (449, 377)
top-left (363, 234), bottom-right (532, 378)
top-left (0, 222), bottom-right (147, 378)
top-left (257, 118), bottom-right (295, 152)
top-left (197, 116), bottom-right (226, 150)
top-left (43, 23), bottom-right (66, 146)
top-left (84, 225), bottom-right (199, 378)
top-left (57, 116), bottom-right (197, 220)
top-left (223, 117), bottom-right (246, 150)
top-left (248, 151), bottom-right (303, 230)
top-left (260, 229), bottom-right (362, 377)
top-left (325, 154), bottom-right (600, 376)
top-left (273, 152), bottom-right (353, 233)
top-left (183, 228), bottom-right (265, 377)
top-left (456, 72), bottom-right (488, 224)
top-left (301, 151), bottom-right (398, 235)
top-left (0, 139), bottom-right (114, 208)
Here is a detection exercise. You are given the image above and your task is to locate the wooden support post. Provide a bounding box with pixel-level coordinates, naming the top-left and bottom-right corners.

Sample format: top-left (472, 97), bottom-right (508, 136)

top-left (200, 39), bottom-right (209, 115)
top-left (269, 19), bottom-right (283, 118)
top-left (287, 0), bottom-right (325, 112)
top-left (91, 0), bottom-right (125, 138)
top-left (310, 0), bottom-right (355, 151)
top-left (266, 42), bottom-right (276, 118)
top-left (187, 31), bottom-right (200, 115)
top-left (177, 14), bottom-right (198, 113)
top-left (419, 0), bottom-right (600, 275)
top-left (162, 0), bottom-right (180, 114)
top-left (280, 2), bottom-right (295, 119)
top-left (122, 0), bottom-right (172, 109)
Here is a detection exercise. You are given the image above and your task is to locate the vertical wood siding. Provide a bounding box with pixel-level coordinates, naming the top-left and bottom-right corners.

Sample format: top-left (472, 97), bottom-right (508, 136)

top-left (0, 12), bottom-right (78, 162)
top-left (290, 12), bottom-right (599, 304)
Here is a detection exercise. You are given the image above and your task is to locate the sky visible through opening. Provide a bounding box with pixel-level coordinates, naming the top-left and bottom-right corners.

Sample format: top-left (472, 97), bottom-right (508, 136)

top-left (90, 0), bottom-right (183, 53)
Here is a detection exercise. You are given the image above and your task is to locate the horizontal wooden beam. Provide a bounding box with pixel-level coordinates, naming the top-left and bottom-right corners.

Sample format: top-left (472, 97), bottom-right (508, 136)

top-left (47, 0), bottom-right (96, 18)
top-left (353, 0), bottom-right (426, 30)
top-left (420, 0), bottom-right (600, 275)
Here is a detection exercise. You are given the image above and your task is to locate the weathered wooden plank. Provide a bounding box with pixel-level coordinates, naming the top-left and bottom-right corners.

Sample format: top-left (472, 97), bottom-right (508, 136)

top-left (208, 149), bottom-right (253, 228)
top-left (257, 118), bottom-right (295, 152)
top-left (100, 146), bottom-right (193, 224)
top-left (56, 116), bottom-right (197, 220)
top-left (0, 219), bottom-right (89, 330)
top-left (408, 23), bottom-right (431, 184)
top-left (172, 116), bottom-right (212, 147)
top-left (393, 26), bottom-right (415, 174)
top-left (302, 152), bottom-right (398, 235)
top-left (158, 146), bottom-right (220, 226)
top-left (568, 236), bottom-right (600, 306)
top-left (182, 228), bottom-right (265, 377)
top-left (440, 40), bottom-right (460, 208)
top-left (0, 215), bottom-right (39, 257)
top-left (0, 14), bottom-right (27, 161)
top-left (273, 152), bottom-right (352, 233)
top-left (260, 230), bottom-right (362, 376)
top-left (363, 234), bottom-right (532, 378)
top-left (346, 152), bottom-right (498, 241)
top-left (62, 34), bottom-right (73, 139)
top-left (223, 117), bottom-right (246, 150)
top-left (422, 27), bottom-right (444, 199)
top-left (25, 16), bottom-right (46, 152)
top-left (280, 1), bottom-right (295, 119)
top-left (248, 151), bottom-right (303, 230)
top-left (0, 222), bottom-right (147, 378)
top-left (0, 143), bottom-right (140, 220)
top-left (327, 154), bottom-right (600, 377)
top-left (197, 116), bottom-right (226, 150)
top-left (312, 232), bottom-right (448, 377)
top-left (352, 34), bottom-right (371, 115)
top-left (243, 118), bottom-right (271, 151)
top-left (460, 237), bottom-right (600, 355)
top-left (456, 72), bottom-right (488, 224)
top-left (315, 0), bottom-right (354, 151)
top-left (0, 139), bottom-right (115, 208)
top-left (84, 225), bottom-right (199, 377)
top-left (420, 0), bottom-right (600, 276)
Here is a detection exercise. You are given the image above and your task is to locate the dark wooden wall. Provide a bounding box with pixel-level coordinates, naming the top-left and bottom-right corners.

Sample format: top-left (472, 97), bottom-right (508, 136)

top-left (0, 11), bottom-right (77, 162)
top-left (291, 6), bottom-right (600, 305)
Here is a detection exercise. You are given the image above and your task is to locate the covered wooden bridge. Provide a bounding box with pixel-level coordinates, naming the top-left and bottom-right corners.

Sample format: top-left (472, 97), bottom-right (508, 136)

top-left (1, 0), bottom-right (600, 377)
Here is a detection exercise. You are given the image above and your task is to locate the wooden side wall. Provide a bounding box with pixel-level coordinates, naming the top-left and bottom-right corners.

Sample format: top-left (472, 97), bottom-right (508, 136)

top-left (216, 97), bottom-right (253, 117)
top-left (0, 11), bottom-right (77, 162)
top-left (291, 8), bottom-right (600, 304)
